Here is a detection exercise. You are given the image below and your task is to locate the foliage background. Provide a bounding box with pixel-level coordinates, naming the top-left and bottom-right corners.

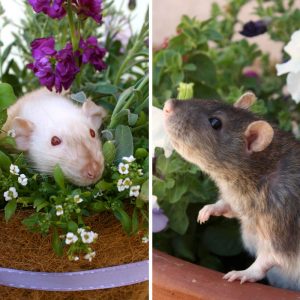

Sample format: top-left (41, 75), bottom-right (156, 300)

top-left (0, 0), bottom-right (149, 259)
top-left (153, 0), bottom-right (300, 275)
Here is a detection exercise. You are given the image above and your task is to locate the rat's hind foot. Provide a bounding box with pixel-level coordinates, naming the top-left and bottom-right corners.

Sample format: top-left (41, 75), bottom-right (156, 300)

top-left (223, 268), bottom-right (265, 284)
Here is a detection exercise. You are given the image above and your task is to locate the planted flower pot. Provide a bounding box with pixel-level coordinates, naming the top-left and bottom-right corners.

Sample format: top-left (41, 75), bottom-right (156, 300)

top-left (0, 210), bottom-right (148, 300)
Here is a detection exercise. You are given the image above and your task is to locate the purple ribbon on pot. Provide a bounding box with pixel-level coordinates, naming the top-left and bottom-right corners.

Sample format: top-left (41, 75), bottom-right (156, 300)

top-left (0, 260), bottom-right (149, 291)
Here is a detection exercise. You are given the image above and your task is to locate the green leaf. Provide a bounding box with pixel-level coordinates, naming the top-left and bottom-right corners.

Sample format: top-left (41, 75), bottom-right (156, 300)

top-left (128, 112), bottom-right (138, 126)
top-left (53, 164), bottom-right (65, 190)
top-left (102, 141), bottom-right (116, 164)
top-left (131, 208), bottom-right (139, 234)
top-left (0, 109), bottom-right (7, 127)
top-left (139, 179), bottom-right (149, 202)
top-left (67, 220), bottom-right (78, 232)
top-left (33, 198), bottom-right (49, 212)
top-left (89, 201), bottom-right (107, 212)
top-left (5, 199), bottom-right (17, 221)
top-left (166, 184), bottom-right (188, 203)
top-left (113, 208), bottom-right (132, 234)
top-left (186, 54), bottom-right (217, 86)
top-left (71, 91), bottom-right (86, 103)
top-left (0, 150), bottom-right (11, 171)
top-left (115, 125), bottom-right (133, 161)
top-left (85, 82), bottom-right (118, 96)
top-left (96, 180), bottom-right (114, 191)
top-left (0, 136), bottom-right (16, 148)
top-left (52, 228), bottom-right (63, 256)
top-left (0, 82), bottom-right (16, 110)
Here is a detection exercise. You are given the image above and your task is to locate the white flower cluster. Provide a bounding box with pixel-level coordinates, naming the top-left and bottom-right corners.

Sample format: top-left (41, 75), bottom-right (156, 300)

top-left (3, 164), bottom-right (28, 201)
top-left (117, 156), bottom-right (141, 198)
top-left (64, 228), bottom-right (98, 261)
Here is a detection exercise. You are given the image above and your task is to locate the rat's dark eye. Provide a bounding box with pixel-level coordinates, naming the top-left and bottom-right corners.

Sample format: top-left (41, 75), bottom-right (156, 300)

top-left (90, 129), bottom-right (96, 138)
top-left (209, 117), bottom-right (222, 130)
top-left (51, 136), bottom-right (62, 146)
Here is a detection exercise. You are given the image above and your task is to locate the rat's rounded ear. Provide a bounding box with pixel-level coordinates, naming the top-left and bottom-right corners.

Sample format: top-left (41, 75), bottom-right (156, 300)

top-left (12, 117), bottom-right (35, 151)
top-left (244, 120), bottom-right (274, 153)
top-left (82, 100), bottom-right (107, 129)
top-left (234, 92), bottom-right (257, 110)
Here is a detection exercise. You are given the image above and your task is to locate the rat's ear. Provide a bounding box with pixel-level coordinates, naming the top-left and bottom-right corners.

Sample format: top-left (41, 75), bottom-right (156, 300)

top-left (82, 100), bottom-right (107, 129)
top-left (244, 120), bottom-right (274, 153)
top-left (234, 92), bottom-right (256, 109)
top-left (12, 117), bottom-right (35, 151)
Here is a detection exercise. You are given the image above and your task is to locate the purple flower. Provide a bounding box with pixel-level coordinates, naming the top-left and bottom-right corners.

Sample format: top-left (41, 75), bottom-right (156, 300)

top-left (240, 20), bottom-right (268, 38)
top-left (27, 0), bottom-right (66, 19)
top-left (28, 57), bottom-right (56, 91)
top-left (74, 0), bottom-right (102, 23)
top-left (30, 37), bottom-right (57, 60)
top-left (80, 36), bottom-right (106, 71)
top-left (152, 207), bottom-right (168, 233)
top-left (55, 43), bottom-right (80, 92)
top-left (28, 39), bottom-right (79, 92)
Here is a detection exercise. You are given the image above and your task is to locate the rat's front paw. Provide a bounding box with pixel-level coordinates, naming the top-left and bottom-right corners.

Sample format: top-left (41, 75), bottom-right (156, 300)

top-left (223, 269), bottom-right (263, 284)
top-left (197, 204), bottom-right (215, 224)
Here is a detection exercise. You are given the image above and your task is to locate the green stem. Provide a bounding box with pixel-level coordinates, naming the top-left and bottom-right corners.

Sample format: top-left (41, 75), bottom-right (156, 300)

top-left (66, 0), bottom-right (79, 51)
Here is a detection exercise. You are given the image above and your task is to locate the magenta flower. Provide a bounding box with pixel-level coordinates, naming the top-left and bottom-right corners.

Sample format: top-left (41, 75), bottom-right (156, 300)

top-left (30, 37), bottom-right (57, 60)
top-left (80, 36), bottom-right (106, 71)
top-left (28, 0), bottom-right (66, 19)
top-left (28, 57), bottom-right (56, 91)
top-left (28, 39), bottom-right (80, 92)
top-left (73, 0), bottom-right (102, 23)
top-left (55, 43), bottom-right (80, 92)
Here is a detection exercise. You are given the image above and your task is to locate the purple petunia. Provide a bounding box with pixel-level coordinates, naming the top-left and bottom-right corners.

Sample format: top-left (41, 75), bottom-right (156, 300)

top-left (74, 0), bottom-right (102, 23)
top-left (239, 20), bottom-right (268, 38)
top-left (80, 36), bottom-right (106, 71)
top-left (28, 0), bottom-right (66, 19)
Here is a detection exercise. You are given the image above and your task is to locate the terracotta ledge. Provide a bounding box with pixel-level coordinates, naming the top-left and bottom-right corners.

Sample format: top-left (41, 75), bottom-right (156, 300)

top-left (153, 249), bottom-right (300, 300)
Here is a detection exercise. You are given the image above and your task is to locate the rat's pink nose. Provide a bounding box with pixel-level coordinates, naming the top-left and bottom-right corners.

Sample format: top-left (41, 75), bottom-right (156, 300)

top-left (163, 100), bottom-right (174, 115)
top-left (83, 162), bottom-right (100, 180)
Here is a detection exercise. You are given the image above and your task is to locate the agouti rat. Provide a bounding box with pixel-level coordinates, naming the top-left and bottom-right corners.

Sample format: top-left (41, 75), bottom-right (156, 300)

top-left (163, 92), bottom-right (300, 290)
top-left (2, 89), bottom-right (106, 186)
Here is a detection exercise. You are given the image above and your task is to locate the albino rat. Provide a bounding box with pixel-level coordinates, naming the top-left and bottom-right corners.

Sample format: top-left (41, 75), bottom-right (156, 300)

top-left (164, 92), bottom-right (300, 290)
top-left (2, 89), bottom-right (106, 186)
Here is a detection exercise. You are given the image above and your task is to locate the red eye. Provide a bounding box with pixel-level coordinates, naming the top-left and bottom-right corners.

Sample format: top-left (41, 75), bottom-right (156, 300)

top-left (90, 129), bottom-right (96, 138)
top-left (51, 136), bottom-right (62, 146)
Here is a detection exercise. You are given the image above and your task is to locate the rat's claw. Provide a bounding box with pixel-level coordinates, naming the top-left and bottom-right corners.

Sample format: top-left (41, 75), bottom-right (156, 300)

top-left (197, 205), bottom-right (212, 224)
top-left (223, 269), bottom-right (261, 284)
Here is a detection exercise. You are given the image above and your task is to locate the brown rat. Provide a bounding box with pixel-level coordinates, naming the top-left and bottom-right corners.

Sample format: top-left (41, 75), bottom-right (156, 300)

top-left (163, 92), bottom-right (300, 290)
top-left (2, 88), bottom-right (107, 186)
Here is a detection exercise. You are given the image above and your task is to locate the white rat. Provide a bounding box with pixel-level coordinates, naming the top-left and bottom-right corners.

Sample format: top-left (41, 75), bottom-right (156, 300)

top-left (2, 89), bottom-right (106, 186)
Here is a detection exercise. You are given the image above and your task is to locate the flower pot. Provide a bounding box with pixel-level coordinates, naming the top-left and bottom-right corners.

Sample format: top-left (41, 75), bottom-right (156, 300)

top-left (0, 210), bottom-right (148, 300)
top-left (153, 249), bottom-right (300, 300)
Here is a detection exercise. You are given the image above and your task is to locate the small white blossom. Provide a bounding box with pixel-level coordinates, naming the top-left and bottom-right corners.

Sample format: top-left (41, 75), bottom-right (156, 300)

top-left (71, 256), bottom-right (79, 261)
top-left (74, 195), bottom-right (83, 204)
top-left (77, 228), bottom-right (85, 235)
top-left (81, 230), bottom-right (98, 244)
top-left (18, 174), bottom-right (28, 186)
top-left (142, 236), bottom-right (149, 244)
top-left (10, 164), bottom-right (20, 175)
top-left (7, 129), bottom-right (16, 138)
top-left (117, 179), bottom-right (126, 192)
top-left (118, 162), bottom-right (129, 174)
top-left (138, 169), bottom-right (144, 176)
top-left (84, 251), bottom-right (96, 262)
top-left (123, 177), bottom-right (132, 189)
top-left (130, 185), bottom-right (140, 198)
top-left (3, 187), bottom-right (18, 201)
top-left (123, 155), bottom-right (135, 163)
top-left (65, 232), bottom-right (78, 245)
top-left (56, 205), bottom-right (64, 216)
